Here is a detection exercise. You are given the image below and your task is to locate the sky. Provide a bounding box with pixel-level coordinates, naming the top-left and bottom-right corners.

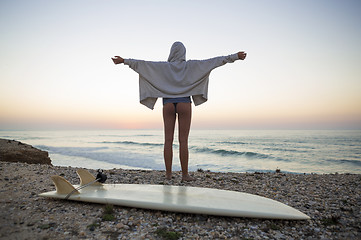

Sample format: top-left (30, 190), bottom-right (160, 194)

top-left (1, 0), bottom-right (361, 130)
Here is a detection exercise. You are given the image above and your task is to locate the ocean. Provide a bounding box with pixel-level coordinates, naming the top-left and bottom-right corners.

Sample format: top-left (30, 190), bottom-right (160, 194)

top-left (1, 130), bottom-right (360, 174)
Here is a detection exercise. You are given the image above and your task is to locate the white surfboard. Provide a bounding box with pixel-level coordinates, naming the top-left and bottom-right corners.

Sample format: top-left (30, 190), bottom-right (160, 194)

top-left (39, 169), bottom-right (310, 220)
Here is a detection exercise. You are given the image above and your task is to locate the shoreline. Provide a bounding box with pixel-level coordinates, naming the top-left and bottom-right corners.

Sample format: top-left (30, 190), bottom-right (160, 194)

top-left (1, 161), bottom-right (360, 239)
top-left (2, 129), bottom-right (361, 175)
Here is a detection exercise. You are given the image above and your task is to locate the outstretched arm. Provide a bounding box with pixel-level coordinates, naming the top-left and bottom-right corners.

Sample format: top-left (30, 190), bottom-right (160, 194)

top-left (112, 56), bottom-right (124, 64)
top-left (238, 51), bottom-right (247, 60)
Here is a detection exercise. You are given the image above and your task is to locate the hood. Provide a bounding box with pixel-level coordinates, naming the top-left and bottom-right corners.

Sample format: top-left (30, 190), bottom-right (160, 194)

top-left (167, 42), bottom-right (186, 62)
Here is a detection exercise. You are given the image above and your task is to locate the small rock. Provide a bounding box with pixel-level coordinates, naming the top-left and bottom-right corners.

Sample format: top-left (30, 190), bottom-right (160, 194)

top-left (116, 223), bottom-right (125, 229)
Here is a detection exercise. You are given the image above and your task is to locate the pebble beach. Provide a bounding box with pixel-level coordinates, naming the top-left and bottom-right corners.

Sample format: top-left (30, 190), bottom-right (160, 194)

top-left (1, 161), bottom-right (360, 239)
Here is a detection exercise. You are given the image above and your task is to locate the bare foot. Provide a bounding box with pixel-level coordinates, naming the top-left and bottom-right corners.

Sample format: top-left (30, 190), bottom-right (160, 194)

top-left (181, 175), bottom-right (195, 182)
top-left (165, 173), bottom-right (172, 180)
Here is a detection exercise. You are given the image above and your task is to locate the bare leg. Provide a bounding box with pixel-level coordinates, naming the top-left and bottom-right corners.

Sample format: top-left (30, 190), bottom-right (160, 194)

top-left (163, 103), bottom-right (176, 180)
top-left (177, 102), bottom-right (194, 181)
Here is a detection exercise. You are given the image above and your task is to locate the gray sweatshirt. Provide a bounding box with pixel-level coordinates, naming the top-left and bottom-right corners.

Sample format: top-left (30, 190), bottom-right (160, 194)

top-left (124, 42), bottom-right (240, 109)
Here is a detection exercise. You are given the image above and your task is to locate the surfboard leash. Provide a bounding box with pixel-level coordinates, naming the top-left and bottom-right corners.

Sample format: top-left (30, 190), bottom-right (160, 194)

top-left (96, 169), bottom-right (107, 183)
top-left (65, 169), bottom-right (107, 200)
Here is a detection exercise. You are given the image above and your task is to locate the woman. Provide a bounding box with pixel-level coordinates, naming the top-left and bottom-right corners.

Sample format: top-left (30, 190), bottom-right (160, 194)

top-left (112, 42), bottom-right (246, 181)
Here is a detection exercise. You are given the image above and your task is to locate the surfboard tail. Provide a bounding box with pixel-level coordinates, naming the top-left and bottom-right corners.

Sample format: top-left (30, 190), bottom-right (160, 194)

top-left (51, 175), bottom-right (80, 195)
top-left (76, 169), bottom-right (102, 186)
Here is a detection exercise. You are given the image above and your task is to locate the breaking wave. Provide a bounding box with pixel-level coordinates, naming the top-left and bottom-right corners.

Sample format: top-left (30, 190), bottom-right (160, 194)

top-left (35, 145), bottom-right (164, 170)
top-left (101, 141), bottom-right (163, 147)
top-left (191, 146), bottom-right (270, 159)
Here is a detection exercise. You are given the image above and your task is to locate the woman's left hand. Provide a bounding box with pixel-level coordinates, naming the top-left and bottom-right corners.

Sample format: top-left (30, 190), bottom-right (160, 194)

top-left (112, 56), bottom-right (124, 64)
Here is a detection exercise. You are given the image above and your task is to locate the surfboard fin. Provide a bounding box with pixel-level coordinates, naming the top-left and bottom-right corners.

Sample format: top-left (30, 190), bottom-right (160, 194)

top-left (51, 175), bottom-right (79, 195)
top-left (77, 169), bottom-right (102, 186)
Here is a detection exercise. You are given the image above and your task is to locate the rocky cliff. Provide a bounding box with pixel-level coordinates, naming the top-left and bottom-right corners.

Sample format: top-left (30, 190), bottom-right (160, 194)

top-left (0, 139), bottom-right (52, 165)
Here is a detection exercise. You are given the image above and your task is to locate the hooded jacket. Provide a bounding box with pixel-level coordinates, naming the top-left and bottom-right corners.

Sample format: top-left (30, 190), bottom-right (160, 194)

top-left (124, 42), bottom-right (239, 109)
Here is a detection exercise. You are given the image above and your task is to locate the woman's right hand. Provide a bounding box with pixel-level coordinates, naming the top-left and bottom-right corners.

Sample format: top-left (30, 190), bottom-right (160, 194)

top-left (238, 52), bottom-right (247, 60)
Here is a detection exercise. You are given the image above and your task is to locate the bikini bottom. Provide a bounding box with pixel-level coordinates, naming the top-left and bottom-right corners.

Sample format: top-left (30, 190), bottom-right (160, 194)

top-left (163, 97), bottom-right (192, 113)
